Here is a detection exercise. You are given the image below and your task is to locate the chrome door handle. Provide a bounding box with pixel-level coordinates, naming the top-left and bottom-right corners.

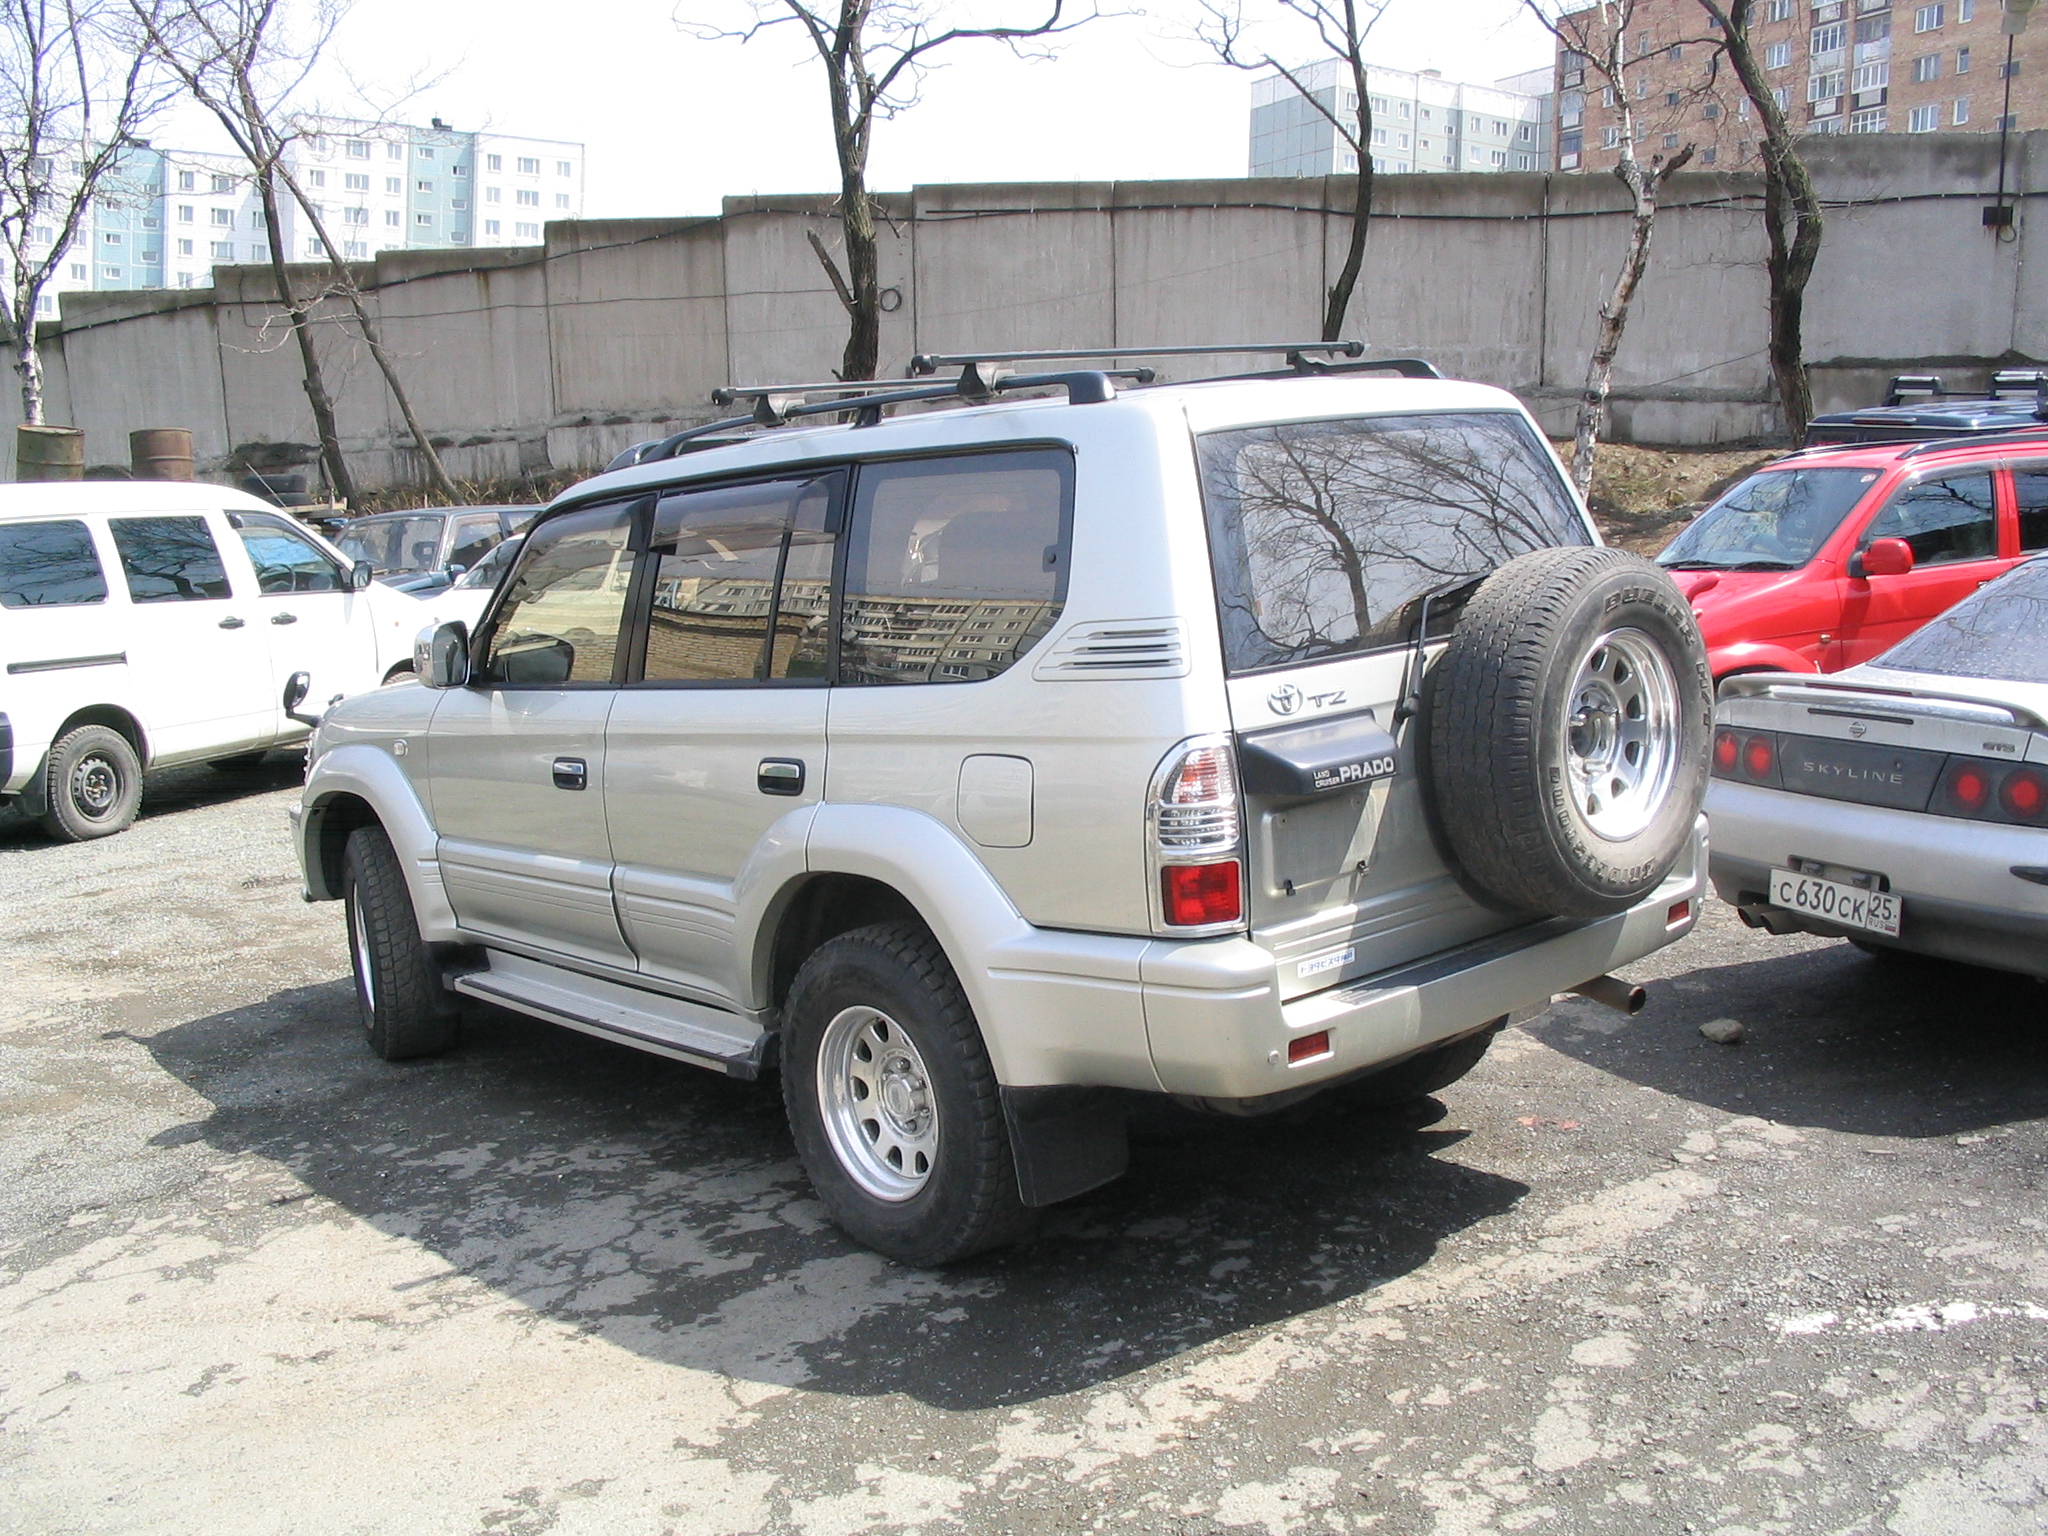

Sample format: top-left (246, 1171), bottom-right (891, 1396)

top-left (270, 612), bottom-right (298, 625)
top-left (552, 757), bottom-right (588, 791)
top-left (758, 758), bottom-right (805, 796)
top-left (218, 615), bottom-right (245, 629)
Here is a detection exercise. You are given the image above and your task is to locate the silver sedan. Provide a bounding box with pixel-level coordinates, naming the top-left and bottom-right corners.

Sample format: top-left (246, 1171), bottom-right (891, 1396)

top-left (1705, 555), bottom-right (2048, 978)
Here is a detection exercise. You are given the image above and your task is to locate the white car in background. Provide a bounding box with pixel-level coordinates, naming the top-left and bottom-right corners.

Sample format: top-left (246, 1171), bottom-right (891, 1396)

top-left (398, 533), bottom-right (523, 654)
top-left (1708, 555), bottom-right (2048, 977)
top-left (0, 483), bottom-right (416, 841)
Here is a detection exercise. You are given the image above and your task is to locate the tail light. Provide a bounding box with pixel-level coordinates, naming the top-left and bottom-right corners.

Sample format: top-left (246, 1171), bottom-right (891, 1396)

top-left (1149, 736), bottom-right (1244, 933)
top-left (1713, 726), bottom-right (1781, 787)
top-left (1935, 757), bottom-right (2048, 824)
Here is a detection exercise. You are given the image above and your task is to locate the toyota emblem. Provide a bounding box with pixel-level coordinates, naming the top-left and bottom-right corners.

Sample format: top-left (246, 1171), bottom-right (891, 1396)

top-left (1268, 684), bottom-right (1304, 716)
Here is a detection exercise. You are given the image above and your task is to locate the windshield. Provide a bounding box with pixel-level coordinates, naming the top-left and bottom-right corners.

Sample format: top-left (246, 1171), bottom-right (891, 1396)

top-left (1657, 466), bottom-right (1879, 571)
top-left (335, 514), bottom-right (444, 575)
top-left (1199, 411), bottom-right (1589, 674)
top-left (1872, 557), bottom-right (2048, 685)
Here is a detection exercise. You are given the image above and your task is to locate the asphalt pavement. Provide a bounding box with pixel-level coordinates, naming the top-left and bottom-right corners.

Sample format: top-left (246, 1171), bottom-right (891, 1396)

top-left (2, 764), bottom-right (2044, 1536)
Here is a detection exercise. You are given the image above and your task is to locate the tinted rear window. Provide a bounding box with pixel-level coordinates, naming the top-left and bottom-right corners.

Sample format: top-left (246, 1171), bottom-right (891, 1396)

top-left (1872, 557), bottom-right (2048, 686)
top-left (0, 519), bottom-right (108, 608)
top-left (1198, 411), bottom-right (1588, 674)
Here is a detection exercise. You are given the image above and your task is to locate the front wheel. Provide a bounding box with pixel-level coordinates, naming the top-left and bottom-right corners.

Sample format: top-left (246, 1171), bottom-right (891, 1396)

top-left (342, 824), bottom-right (459, 1060)
top-left (781, 921), bottom-right (1035, 1265)
top-left (39, 725), bottom-right (143, 842)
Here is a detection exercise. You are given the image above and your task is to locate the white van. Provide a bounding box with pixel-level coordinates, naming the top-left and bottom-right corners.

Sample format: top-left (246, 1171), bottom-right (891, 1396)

top-left (1, 483), bottom-right (416, 840)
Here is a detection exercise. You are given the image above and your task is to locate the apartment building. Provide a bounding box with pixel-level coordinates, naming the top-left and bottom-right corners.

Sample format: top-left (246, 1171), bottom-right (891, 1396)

top-left (1557, 0), bottom-right (2046, 175)
top-left (1250, 59), bottom-right (1554, 176)
top-left (13, 116), bottom-right (584, 315)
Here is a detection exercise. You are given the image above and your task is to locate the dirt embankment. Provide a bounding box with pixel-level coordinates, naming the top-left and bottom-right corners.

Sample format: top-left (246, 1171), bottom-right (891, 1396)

top-left (1561, 440), bottom-right (1781, 556)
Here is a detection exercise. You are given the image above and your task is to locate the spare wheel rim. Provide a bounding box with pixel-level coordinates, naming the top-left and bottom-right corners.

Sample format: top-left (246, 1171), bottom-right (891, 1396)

top-left (817, 1005), bottom-right (939, 1202)
top-left (1563, 626), bottom-right (1681, 843)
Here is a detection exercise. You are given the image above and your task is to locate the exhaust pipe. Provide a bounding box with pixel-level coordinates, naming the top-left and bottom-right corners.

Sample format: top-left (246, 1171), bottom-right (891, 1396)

top-left (1571, 974), bottom-right (1647, 1015)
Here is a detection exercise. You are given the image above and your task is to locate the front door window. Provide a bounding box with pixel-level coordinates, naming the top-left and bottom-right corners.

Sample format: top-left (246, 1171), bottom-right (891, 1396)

top-left (477, 502), bottom-right (640, 686)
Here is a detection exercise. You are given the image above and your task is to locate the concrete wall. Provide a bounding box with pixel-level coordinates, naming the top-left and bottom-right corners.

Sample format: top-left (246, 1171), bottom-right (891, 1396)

top-left (13, 133), bottom-right (2043, 487)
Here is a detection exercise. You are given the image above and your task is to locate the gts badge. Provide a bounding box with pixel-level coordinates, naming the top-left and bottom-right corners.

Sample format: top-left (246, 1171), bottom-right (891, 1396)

top-left (1309, 755), bottom-right (1397, 792)
top-left (1268, 684), bottom-right (1348, 717)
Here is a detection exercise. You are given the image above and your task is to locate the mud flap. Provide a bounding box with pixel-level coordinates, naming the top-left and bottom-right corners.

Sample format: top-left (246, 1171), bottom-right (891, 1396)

top-left (1000, 1085), bottom-right (1129, 1207)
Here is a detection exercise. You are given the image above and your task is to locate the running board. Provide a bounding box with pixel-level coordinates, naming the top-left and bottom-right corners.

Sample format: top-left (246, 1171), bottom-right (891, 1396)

top-left (452, 951), bottom-right (766, 1079)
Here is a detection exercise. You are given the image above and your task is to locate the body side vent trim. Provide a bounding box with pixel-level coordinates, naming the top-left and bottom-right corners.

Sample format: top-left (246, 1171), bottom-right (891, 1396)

top-left (1032, 617), bottom-right (1190, 681)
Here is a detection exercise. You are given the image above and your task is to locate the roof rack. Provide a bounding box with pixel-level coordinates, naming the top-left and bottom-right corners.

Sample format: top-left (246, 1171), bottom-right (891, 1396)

top-left (605, 341), bottom-right (1444, 473)
top-left (1885, 373), bottom-right (1945, 406)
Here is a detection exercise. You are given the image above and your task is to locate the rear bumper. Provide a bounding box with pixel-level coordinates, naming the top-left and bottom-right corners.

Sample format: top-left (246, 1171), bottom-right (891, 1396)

top-left (1135, 817), bottom-right (1708, 1100)
top-left (1706, 780), bottom-right (2048, 979)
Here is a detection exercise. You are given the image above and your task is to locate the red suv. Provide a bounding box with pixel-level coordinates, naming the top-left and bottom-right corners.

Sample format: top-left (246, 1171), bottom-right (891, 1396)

top-left (1656, 432), bottom-right (2048, 680)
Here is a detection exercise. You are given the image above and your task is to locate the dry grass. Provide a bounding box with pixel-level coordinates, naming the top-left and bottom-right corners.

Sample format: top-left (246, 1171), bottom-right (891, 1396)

top-left (1561, 439), bottom-right (1781, 557)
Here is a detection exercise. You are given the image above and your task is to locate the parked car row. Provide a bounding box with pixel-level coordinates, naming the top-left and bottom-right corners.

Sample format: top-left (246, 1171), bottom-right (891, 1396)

top-left (0, 487), bottom-right (538, 841)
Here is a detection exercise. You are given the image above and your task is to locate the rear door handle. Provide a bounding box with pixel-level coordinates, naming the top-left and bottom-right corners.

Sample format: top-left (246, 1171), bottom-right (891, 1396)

top-left (552, 756), bottom-right (588, 791)
top-left (270, 612), bottom-right (298, 625)
top-left (218, 616), bottom-right (245, 629)
top-left (758, 758), bottom-right (805, 796)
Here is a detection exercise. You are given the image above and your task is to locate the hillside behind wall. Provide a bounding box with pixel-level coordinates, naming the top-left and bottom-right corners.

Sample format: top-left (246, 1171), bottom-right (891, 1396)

top-left (11, 132), bottom-right (2043, 487)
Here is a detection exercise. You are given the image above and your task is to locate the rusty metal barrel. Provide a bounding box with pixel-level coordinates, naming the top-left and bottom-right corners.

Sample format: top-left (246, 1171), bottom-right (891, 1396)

top-left (130, 427), bottom-right (195, 481)
top-left (16, 424), bottom-right (85, 482)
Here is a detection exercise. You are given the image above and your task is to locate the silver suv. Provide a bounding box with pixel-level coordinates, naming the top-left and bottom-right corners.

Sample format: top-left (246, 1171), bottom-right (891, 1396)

top-left (293, 348), bottom-right (1713, 1264)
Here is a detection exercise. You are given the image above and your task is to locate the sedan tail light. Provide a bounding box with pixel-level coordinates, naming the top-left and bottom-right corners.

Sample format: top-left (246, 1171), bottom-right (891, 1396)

top-left (1712, 726), bottom-right (1781, 787)
top-left (1935, 757), bottom-right (2048, 825)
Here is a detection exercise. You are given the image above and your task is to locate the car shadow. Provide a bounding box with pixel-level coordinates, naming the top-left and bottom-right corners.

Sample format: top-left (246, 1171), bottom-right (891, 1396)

top-left (1534, 937), bottom-right (2048, 1139)
top-left (0, 754), bottom-right (305, 848)
top-left (135, 979), bottom-right (1527, 1412)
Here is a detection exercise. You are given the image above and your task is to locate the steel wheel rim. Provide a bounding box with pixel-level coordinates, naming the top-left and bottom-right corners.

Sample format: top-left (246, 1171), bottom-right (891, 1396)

top-left (1564, 626), bottom-right (1681, 842)
top-left (816, 1005), bottom-right (938, 1202)
top-left (70, 753), bottom-right (120, 818)
top-left (348, 881), bottom-right (377, 1015)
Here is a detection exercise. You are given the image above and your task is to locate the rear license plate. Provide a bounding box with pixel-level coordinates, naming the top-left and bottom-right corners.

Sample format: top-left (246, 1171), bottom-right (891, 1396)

top-left (1768, 869), bottom-right (1901, 937)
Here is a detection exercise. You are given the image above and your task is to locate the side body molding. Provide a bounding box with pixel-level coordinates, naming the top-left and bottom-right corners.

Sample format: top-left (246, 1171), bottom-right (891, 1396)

top-left (298, 742), bottom-right (460, 942)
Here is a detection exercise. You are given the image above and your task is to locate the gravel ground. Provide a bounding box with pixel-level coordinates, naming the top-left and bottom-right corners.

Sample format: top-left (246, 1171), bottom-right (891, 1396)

top-left (2, 767), bottom-right (2045, 1536)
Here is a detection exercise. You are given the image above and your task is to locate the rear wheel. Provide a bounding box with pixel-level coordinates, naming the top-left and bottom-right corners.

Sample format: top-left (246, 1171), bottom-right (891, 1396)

top-left (39, 725), bottom-right (142, 842)
top-left (781, 921), bottom-right (1035, 1265)
top-left (342, 824), bottom-right (460, 1060)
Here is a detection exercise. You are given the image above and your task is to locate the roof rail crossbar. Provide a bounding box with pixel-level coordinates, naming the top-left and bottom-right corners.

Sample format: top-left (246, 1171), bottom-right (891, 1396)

top-left (1885, 373), bottom-right (1945, 406)
top-left (1898, 423), bottom-right (2048, 459)
top-left (907, 341), bottom-right (1366, 376)
top-left (1989, 368), bottom-right (2048, 420)
top-left (1222, 355), bottom-right (1442, 382)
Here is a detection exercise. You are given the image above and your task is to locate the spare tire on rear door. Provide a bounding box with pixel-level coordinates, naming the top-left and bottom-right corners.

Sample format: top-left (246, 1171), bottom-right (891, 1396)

top-left (1423, 546), bottom-right (1711, 919)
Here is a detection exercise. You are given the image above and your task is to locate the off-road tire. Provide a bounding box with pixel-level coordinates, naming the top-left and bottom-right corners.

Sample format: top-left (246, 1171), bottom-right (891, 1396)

top-left (781, 921), bottom-right (1036, 1265)
top-left (1425, 547), bottom-right (1711, 918)
top-left (38, 725), bottom-right (143, 841)
top-left (1334, 1021), bottom-right (1505, 1109)
top-left (342, 824), bottom-right (460, 1061)
top-left (207, 751), bottom-right (270, 772)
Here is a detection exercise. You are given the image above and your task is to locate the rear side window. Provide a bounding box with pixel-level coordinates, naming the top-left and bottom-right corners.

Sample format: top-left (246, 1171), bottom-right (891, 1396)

top-left (1199, 411), bottom-right (1588, 674)
top-left (0, 519), bottom-right (108, 608)
top-left (639, 475), bottom-right (837, 683)
top-left (1875, 556), bottom-right (2048, 684)
top-left (2015, 467), bottom-right (2048, 552)
top-left (1860, 473), bottom-right (1997, 567)
top-left (840, 448), bottom-right (1071, 685)
top-left (109, 515), bottom-right (232, 602)
top-left (446, 515), bottom-right (504, 572)
top-left (336, 514), bottom-right (441, 575)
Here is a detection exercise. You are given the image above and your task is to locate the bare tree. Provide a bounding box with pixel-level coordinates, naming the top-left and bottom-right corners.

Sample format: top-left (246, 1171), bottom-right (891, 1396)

top-left (1195, 0), bottom-right (1387, 344)
top-left (0, 0), bottom-right (170, 424)
top-left (691, 1), bottom-right (1098, 381)
top-left (1526, 1), bottom-right (1693, 496)
top-left (136, 0), bottom-right (460, 502)
top-left (1699, 0), bottom-right (1821, 440)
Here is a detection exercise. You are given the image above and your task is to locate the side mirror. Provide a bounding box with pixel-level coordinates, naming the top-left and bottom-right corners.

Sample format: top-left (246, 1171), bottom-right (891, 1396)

top-left (1860, 537), bottom-right (1916, 578)
top-left (350, 559), bottom-right (375, 591)
top-left (416, 620), bottom-right (470, 689)
top-left (443, 562), bottom-right (467, 579)
top-left (282, 670), bottom-right (323, 728)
